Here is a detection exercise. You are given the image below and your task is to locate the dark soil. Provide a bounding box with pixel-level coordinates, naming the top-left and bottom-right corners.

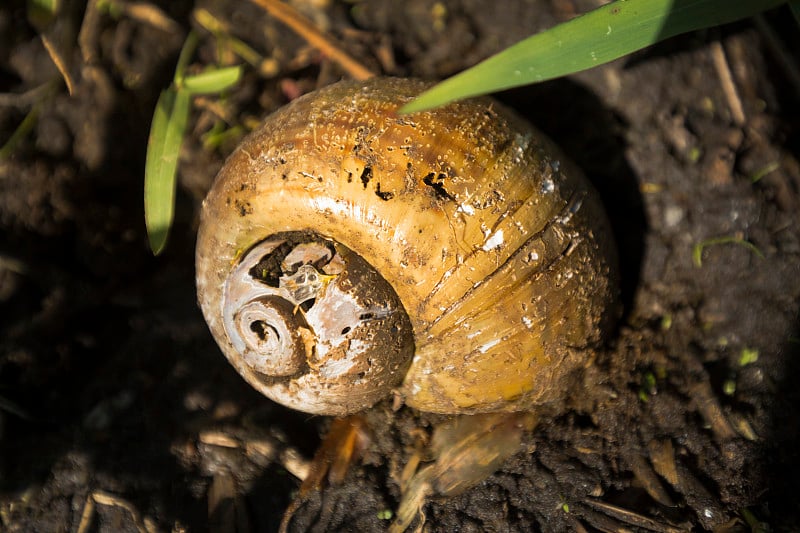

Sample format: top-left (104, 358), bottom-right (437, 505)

top-left (2, 0), bottom-right (799, 532)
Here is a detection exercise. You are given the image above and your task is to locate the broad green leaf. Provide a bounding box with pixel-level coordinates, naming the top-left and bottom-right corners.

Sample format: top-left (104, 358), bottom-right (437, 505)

top-left (183, 65), bottom-right (243, 95)
top-left (401, 0), bottom-right (785, 113)
top-left (144, 88), bottom-right (191, 255)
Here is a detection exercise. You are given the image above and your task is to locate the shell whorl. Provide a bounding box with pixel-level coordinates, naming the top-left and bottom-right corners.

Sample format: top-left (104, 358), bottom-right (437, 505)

top-left (196, 78), bottom-right (619, 416)
top-left (210, 232), bottom-right (414, 416)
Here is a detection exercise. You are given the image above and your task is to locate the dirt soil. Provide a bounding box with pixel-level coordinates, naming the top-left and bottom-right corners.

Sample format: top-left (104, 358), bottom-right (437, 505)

top-left (2, 0), bottom-right (799, 531)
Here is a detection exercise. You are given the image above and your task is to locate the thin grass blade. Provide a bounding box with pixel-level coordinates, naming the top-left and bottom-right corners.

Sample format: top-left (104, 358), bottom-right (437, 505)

top-left (790, 1), bottom-right (800, 24)
top-left (401, 0), bottom-right (784, 113)
top-left (0, 105), bottom-right (40, 160)
top-left (173, 31), bottom-right (198, 85)
top-left (183, 65), bottom-right (243, 95)
top-left (144, 88), bottom-right (191, 255)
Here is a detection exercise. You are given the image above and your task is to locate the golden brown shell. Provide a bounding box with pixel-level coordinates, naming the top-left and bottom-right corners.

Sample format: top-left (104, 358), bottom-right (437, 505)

top-left (196, 77), bottom-right (618, 416)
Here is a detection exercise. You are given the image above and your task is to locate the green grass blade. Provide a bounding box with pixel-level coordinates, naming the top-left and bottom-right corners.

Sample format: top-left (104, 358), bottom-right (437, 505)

top-left (173, 31), bottom-right (199, 85)
top-left (183, 65), bottom-right (243, 95)
top-left (0, 105), bottom-right (40, 160)
top-left (790, 1), bottom-right (800, 24)
top-left (144, 88), bottom-right (191, 255)
top-left (401, 0), bottom-right (784, 113)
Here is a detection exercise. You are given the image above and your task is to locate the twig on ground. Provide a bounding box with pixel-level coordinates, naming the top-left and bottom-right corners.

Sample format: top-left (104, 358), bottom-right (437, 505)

top-left (710, 41), bottom-right (745, 126)
top-left (689, 380), bottom-right (737, 441)
top-left (40, 34), bottom-right (75, 96)
top-left (119, 2), bottom-right (182, 33)
top-left (77, 490), bottom-right (153, 533)
top-left (249, 0), bottom-right (374, 80)
top-left (581, 499), bottom-right (689, 533)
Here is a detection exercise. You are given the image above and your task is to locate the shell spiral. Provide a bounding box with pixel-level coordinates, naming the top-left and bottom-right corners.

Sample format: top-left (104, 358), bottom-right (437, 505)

top-left (196, 78), bottom-right (619, 416)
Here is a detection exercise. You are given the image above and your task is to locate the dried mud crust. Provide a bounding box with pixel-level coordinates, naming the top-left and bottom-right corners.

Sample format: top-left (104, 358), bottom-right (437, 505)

top-left (1, 1), bottom-right (799, 532)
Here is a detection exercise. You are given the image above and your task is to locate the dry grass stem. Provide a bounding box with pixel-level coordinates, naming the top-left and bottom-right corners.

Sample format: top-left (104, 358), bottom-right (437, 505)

top-left (122, 2), bottom-right (182, 34)
top-left (689, 380), bottom-right (737, 441)
top-left (77, 491), bottom-right (151, 533)
top-left (583, 499), bottom-right (688, 533)
top-left (40, 34), bottom-right (75, 96)
top-left (710, 41), bottom-right (745, 126)
top-left (249, 0), bottom-right (374, 80)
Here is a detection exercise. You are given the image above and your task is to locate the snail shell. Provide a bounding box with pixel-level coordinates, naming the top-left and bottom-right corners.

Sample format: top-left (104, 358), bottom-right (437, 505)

top-left (196, 78), bottom-right (618, 416)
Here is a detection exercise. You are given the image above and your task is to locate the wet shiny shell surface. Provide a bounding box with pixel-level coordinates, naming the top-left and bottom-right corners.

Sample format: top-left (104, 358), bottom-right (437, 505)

top-left (196, 77), bottom-right (618, 415)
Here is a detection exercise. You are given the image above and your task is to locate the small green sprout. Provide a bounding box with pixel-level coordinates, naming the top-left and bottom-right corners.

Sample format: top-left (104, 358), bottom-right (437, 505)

top-left (723, 379), bottom-right (736, 396)
top-left (639, 371), bottom-right (658, 403)
top-left (692, 236), bottom-right (764, 268)
top-left (96, 0), bottom-right (124, 19)
top-left (201, 122), bottom-right (245, 152)
top-left (144, 32), bottom-right (242, 255)
top-left (194, 8), bottom-right (280, 77)
top-left (750, 161), bottom-right (780, 183)
top-left (739, 347), bottom-right (759, 367)
top-left (377, 509), bottom-right (393, 520)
